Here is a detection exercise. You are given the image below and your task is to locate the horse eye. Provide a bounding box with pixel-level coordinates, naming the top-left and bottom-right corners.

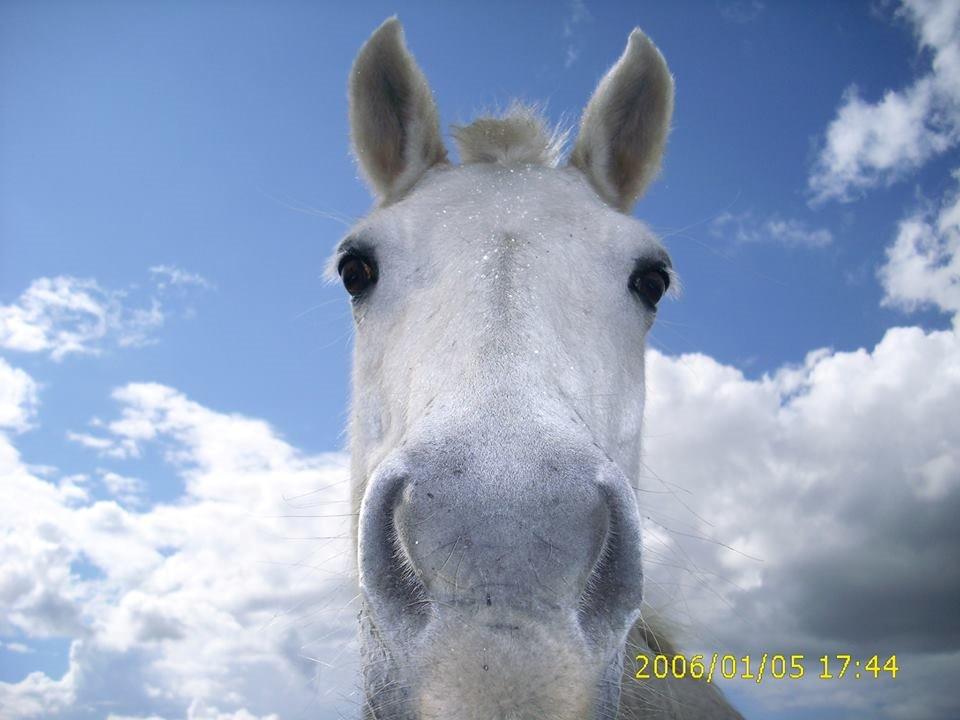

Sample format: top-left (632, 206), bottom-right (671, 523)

top-left (630, 267), bottom-right (669, 309)
top-left (338, 254), bottom-right (377, 297)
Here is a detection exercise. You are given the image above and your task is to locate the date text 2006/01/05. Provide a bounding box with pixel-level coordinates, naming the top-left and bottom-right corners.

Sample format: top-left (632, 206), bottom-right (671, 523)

top-left (635, 653), bottom-right (899, 683)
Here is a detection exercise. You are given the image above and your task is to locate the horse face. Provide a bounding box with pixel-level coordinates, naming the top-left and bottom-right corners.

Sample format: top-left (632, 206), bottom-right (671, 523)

top-left (334, 19), bottom-right (674, 719)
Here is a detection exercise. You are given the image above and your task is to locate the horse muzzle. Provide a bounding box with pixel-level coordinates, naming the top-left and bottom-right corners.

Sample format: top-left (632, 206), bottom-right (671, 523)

top-left (357, 437), bottom-right (644, 719)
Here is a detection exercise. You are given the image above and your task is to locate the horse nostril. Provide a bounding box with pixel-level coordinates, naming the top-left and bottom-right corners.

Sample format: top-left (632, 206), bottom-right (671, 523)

top-left (577, 512), bottom-right (617, 625)
top-left (358, 471), bottom-right (431, 638)
top-left (576, 473), bottom-right (645, 636)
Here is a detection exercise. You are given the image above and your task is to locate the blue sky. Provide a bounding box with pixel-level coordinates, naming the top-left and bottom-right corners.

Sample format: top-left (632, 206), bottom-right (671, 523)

top-left (2, 1), bottom-right (959, 719)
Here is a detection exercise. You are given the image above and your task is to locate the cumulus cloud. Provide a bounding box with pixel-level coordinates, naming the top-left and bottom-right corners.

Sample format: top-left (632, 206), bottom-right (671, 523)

top-left (710, 211), bottom-right (833, 248)
top-left (0, 651), bottom-right (78, 718)
top-left (0, 358), bottom-right (39, 432)
top-left (0, 269), bottom-right (210, 361)
top-left (0, 373), bottom-right (357, 720)
top-left (107, 699), bottom-right (280, 720)
top-left (0, 277), bottom-right (142, 360)
top-left (879, 168), bottom-right (960, 315)
top-left (183, 699), bottom-right (279, 720)
top-left (758, 34), bottom-right (960, 716)
top-left (98, 470), bottom-right (148, 507)
top-left (808, 0), bottom-right (960, 202)
top-left (638, 317), bottom-right (960, 718)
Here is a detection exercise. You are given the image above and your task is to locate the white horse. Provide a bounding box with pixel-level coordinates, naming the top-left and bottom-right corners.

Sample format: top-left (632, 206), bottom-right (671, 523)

top-left (331, 18), bottom-right (743, 720)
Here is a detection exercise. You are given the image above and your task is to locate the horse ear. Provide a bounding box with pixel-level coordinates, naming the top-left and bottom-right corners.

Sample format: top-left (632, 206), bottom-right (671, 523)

top-left (569, 28), bottom-right (674, 212)
top-left (349, 18), bottom-right (448, 203)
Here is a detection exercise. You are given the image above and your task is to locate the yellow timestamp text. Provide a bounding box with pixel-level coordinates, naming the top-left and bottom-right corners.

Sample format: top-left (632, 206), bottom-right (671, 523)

top-left (634, 653), bottom-right (899, 683)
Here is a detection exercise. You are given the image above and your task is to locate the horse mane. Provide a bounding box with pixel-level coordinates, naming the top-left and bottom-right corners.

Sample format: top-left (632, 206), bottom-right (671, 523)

top-left (451, 104), bottom-right (569, 168)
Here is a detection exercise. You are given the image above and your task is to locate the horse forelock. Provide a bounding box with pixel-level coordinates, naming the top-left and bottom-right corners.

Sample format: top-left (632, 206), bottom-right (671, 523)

top-left (451, 104), bottom-right (569, 168)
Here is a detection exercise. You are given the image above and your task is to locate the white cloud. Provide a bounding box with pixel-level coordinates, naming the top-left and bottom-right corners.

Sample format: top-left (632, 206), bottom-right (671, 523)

top-left (149, 266), bottom-right (213, 292)
top-left (0, 654), bottom-right (78, 718)
top-left (0, 269), bottom-right (210, 361)
top-left (562, 0), bottom-right (591, 69)
top-left (808, 0), bottom-right (960, 202)
top-left (639, 316), bottom-right (960, 717)
top-left (99, 470), bottom-right (147, 507)
top-left (105, 699), bottom-right (280, 720)
top-left (711, 211), bottom-right (833, 247)
top-left (118, 299), bottom-right (165, 349)
top-left (0, 277), bottom-right (126, 360)
top-left (0, 378), bottom-right (356, 720)
top-left (184, 699), bottom-right (279, 720)
top-left (0, 358), bottom-right (39, 432)
top-left (562, 0), bottom-right (589, 38)
top-left (66, 431), bottom-right (118, 453)
top-left (879, 167), bottom-right (960, 315)
top-left (3, 641), bottom-right (32, 653)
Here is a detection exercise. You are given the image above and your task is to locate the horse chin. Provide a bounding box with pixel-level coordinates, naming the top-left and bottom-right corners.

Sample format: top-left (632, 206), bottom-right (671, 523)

top-left (360, 607), bottom-right (627, 720)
